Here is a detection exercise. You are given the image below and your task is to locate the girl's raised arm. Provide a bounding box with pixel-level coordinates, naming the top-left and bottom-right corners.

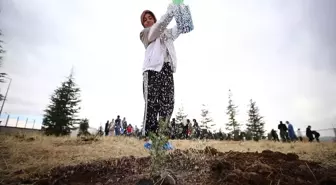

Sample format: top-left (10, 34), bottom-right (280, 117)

top-left (147, 4), bottom-right (175, 42)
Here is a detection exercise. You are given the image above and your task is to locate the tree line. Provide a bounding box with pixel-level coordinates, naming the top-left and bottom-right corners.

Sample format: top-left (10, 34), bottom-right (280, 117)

top-left (174, 90), bottom-right (266, 141)
top-left (39, 69), bottom-right (266, 141)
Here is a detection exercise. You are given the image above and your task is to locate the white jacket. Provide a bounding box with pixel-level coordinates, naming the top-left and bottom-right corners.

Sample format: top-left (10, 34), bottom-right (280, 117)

top-left (140, 7), bottom-right (181, 73)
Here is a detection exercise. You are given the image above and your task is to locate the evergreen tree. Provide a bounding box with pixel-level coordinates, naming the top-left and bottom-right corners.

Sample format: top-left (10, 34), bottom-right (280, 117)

top-left (175, 105), bottom-right (188, 125)
top-left (246, 99), bottom-right (265, 141)
top-left (78, 118), bottom-right (90, 136)
top-left (245, 130), bottom-right (253, 140)
top-left (200, 104), bottom-right (214, 130)
top-left (42, 71), bottom-right (81, 136)
top-left (174, 105), bottom-right (187, 138)
top-left (97, 125), bottom-right (104, 136)
top-left (226, 89), bottom-right (240, 132)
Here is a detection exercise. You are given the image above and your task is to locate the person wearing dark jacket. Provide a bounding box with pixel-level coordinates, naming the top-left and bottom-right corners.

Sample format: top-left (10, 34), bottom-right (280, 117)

top-left (184, 119), bottom-right (190, 139)
top-left (171, 118), bottom-right (176, 129)
top-left (271, 129), bottom-right (280, 142)
top-left (104, 120), bottom-right (110, 136)
top-left (193, 119), bottom-right (200, 139)
top-left (114, 115), bottom-right (121, 136)
top-left (312, 130), bottom-right (320, 142)
top-left (306, 125), bottom-right (314, 142)
top-left (122, 117), bottom-right (128, 135)
top-left (170, 118), bottom-right (176, 139)
top-left (278, 121), bottom-right (289, 142)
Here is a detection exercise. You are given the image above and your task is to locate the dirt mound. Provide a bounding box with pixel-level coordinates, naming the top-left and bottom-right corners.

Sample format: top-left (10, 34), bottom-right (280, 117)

top-left (6, 148), bottom-right (336, 185)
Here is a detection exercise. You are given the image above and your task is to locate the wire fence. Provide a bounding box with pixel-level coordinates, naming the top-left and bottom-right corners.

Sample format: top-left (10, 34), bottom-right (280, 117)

top-left (298, 128), bottom-right (335, 136)
top-left (0, 114), bottom-right (43, 129)
top-left (293, 128), bottom-right (336, 141)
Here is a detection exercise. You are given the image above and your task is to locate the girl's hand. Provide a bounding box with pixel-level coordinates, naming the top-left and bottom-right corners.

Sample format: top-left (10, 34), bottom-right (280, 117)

top-left (167, 3), bottom-right (176, 16)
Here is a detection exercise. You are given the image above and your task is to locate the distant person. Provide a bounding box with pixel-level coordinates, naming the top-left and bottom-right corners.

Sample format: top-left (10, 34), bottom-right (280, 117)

top-left (306, 125), bottom-right (314, 142)
top-left (122, 117), bottom-right (128, 134)
top-left (187, 119), bottom-right (192, 138)
top-left (110, 119), bottom-right (114, 136)
top-left (115, 115), bottom-right (121, 136)
top-left (271, 129), bottom-right (280, 142)
top-left (278, 121), bottom-right (289, 142)
top-left (286, 121), bottom-right (297, 141)
top-left (170, 118), bottom-right (176, 139)
top-left (184, 119), bottom-right (190, 139)
top-left (296, 128), bottom-right (303, 142)
top-left (104, 120), bottom-right (110, 136)
top-left (126, 124), bottom-right (133, 136)
top-left (170, 118), bottom-right (176, 128)
top-left (97, 125), bottom-right (104, 136)
top-left (312, 130), bottom-right (320, 142)
top-left (193, 119), bottom-right (200, 138)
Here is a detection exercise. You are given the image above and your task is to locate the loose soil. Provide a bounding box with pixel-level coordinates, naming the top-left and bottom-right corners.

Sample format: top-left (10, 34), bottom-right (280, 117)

top-left (3, 147), bottom-right (336, 185)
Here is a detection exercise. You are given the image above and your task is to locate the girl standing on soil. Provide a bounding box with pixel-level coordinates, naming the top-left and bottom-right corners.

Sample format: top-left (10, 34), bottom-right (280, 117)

top-left (140, 4), bottom-right (181, 137)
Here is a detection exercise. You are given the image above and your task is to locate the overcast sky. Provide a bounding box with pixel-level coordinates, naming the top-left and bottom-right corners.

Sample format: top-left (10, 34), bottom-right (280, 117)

top-left (0, 0), bottom-right (335, 135)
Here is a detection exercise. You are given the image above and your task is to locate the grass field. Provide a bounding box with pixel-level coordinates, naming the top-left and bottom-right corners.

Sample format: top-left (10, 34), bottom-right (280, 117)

top-left (0, 133), bottom-right (335, 183)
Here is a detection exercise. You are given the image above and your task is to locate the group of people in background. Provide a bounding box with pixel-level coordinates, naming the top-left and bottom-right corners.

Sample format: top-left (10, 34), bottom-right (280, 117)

top-left (103, 115), bottom-right (136, 136)
top-left (100, 117), bottom-right (323, 143)
top-left (100, 116), bottom-right (203, 139)
top-left (270, 121), bottom-right (320, 142)
top-left (168, 118), bottom-right (202, 139)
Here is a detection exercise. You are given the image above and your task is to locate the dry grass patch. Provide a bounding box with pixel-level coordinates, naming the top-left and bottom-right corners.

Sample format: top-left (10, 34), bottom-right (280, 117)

top-left (0, 132), bottom-right (335, 182)
top-left (0, 133), bottom-right (148, 181)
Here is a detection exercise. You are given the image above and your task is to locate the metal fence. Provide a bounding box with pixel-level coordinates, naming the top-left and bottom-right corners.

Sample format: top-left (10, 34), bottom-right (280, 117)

top-left (299, 128), bottom-right (336, 141)
top-left (297, 128), bottom-right (335, 136)
top-left (0, 114), bottom-right (42, 129)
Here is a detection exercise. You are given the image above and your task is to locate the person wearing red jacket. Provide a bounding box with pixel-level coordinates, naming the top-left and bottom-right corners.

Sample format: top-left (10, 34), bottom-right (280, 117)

top-left (126, 124), bottom-right (133, 136)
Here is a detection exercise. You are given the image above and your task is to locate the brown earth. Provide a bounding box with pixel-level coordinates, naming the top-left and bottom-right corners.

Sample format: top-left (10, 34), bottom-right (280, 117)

top-left (3, 147), bottom-right (336, 185)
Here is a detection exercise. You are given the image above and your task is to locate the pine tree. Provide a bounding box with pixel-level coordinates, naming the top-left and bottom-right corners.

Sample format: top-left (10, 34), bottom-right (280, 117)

top-left (226, 89), bottom-right (240, 132)
top-left (42, 71), bottom-right (81, 136)
top-left (246, 99), bottom-right (265, 141)
top-left (174, 105), bottom-right (188, 138)
top-left (175, 105), bottom-right (188, 125)
top-left (97, 125), bottom-right (104, 136)
top-left (244, 130), bottom-right (253, 140)
top-left (200, 104), bottom-right (214, 130)
top-left (78, 118), bottom-right (90, 136)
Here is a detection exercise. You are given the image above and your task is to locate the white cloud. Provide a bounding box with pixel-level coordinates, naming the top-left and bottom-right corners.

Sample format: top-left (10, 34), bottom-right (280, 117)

top-left (0, 0), bottom-right (335, 135)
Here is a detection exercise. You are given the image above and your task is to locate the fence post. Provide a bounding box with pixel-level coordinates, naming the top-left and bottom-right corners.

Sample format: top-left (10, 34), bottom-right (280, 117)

top-left (32, 120), bottom-right (35, 129)
top-left (15, 116), bottom-right (19, 127)
top-left (333, 128), bottom-right (336, 142)
top-left (24, 118), bottom-right (28, 128)
top-left (5, 114), bottom-right (9, 126)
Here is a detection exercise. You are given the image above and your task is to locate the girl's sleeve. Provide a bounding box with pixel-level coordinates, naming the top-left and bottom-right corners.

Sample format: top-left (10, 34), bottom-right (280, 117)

top-left (140, 28), bottom-right (150, 48)
top-left (147, 5), bottom-right (175, 43)
top-left (167, 26), bottom-right (181, 41)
